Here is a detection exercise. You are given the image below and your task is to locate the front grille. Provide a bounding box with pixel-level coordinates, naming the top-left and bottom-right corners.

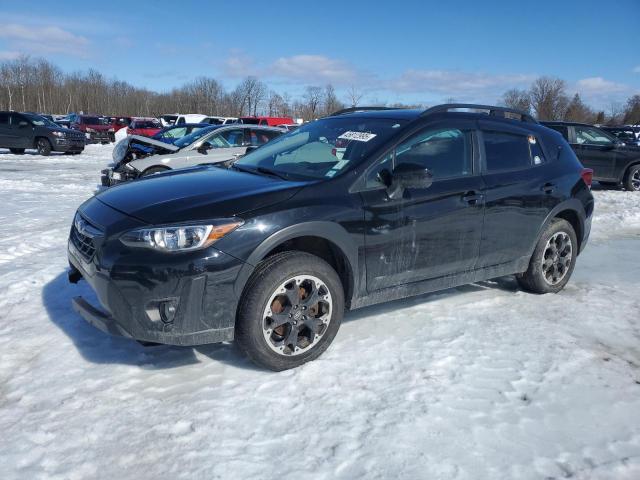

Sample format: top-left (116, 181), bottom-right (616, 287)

top-left (70, 213), bottom-right (103, 262)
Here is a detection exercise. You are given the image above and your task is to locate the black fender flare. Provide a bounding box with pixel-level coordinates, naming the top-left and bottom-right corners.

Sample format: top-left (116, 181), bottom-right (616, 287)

top-left (233, 221), bottom-right (359, 302)
top-left (617, 159), bottom-right (640, 183)
top-left (527, 198), bottom-right (587, 257)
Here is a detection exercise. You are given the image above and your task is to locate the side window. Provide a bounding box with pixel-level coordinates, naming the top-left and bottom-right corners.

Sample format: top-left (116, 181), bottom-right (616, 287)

top-left (483, 131), bottom-right (532, 172)
top-left (249, 129), bottom-right (280, 146)
top-left (220, 129), bottom-right (247, 147)
top-left (9, 113), bottom-right (27, 126)
top-left (394, 127), bottom-right (473, 179)
top-left (163, 127), bottom-right (186, 139)
top-left (528, 136), bottom-right (546, 165)
top-left (548, 125), bottom-right (569, 141)
top-left (574, 126), bottom-right (613, 146)
top-left (0, 112), bottom-right (9, 125)
top-left (176, 117), bottom-right (185, 125)
top-left (206, 133), bottom-right (231, 148)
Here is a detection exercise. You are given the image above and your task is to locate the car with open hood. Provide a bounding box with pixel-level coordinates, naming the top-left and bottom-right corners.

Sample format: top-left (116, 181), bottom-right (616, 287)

top-left (70, 104), bottom-right (594, 371)
top-left (102, 124), bottom-right (284, 186)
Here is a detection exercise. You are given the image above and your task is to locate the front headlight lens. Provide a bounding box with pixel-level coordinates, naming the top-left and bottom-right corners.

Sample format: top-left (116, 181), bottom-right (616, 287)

top-left (86, 127), bottom-right (96, 133)
top-left (52, 131), bottom-right (66, 138)
top-left (120, 221), bottom-right (242, 252)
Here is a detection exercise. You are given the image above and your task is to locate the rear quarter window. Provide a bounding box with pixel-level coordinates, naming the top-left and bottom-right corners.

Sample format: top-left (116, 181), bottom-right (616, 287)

top-left (483, 131), bottom-right (532, 172)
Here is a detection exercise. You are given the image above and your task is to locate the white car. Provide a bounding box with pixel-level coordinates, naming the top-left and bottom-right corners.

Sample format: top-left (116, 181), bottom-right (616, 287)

top-left (104, 124), bottom-right (285, 185)
top-left (200, 116), bottom-right (238, 125)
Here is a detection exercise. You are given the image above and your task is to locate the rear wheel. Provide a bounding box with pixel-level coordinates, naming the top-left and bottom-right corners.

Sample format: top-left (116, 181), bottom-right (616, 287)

top-left (517, 218), bottom-right (578, 294)
top-left (235, 251), bottom-right (344, 371)
top-left (141, 166), bottom-right (170, 177)
top-left (623, 164), bottom-right (640, 192)
top-left (9, 148), bottom-right (25, 154)
top-left (35, 138), bottom-right (52, 156)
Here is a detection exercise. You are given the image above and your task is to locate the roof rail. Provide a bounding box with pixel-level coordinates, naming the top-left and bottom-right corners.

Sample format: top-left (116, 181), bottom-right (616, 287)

top-left (421, 103), bottom-right (538, 124)
top-left (328, 106), bottom-right (405, 117)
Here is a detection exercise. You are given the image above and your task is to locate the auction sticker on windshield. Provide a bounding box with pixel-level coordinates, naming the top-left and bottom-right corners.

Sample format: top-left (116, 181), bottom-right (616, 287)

top-left (338, 131), bottom-right (377, 142)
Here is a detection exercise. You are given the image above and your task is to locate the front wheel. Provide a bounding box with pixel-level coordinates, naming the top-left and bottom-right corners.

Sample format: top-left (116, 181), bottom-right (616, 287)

top-left (235, 251), bottom-right (344, 371)
top-left (517, 218), bottom-right (578, 294)
top-left (623, 164), bottom-right (640, 192)
top-left (36, 138), bottom-right (52, 156)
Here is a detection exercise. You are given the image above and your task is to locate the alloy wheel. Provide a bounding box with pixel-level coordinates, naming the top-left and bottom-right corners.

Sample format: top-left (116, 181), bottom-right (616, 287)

top-left (262, 275), bottom-right (332, 356)
top-left (631, 169), bottom-right (640, 191)
top-left (541, 231), bottom-right (572, 285)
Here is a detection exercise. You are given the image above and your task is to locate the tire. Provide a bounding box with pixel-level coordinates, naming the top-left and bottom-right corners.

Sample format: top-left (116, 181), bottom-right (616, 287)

top-left (9, 148), bottom-right (25, 154)
top-left (517, 218), bottom-right (578, 294)
top-left (623, 164), bottom-right (640, 192)
top-left (35, 138), bottom-right (52, 156)
top-left (141, 166), bottom-right (170, 177)
top-left (235, 251), bottom-right (344, 371)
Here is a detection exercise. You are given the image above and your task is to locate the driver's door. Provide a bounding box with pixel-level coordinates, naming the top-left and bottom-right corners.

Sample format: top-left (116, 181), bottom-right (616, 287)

top-left (571, 125), bottom-right (617, 180)
top-left (205, 128), bottom-right (249, 164)
top-left (360, 120), bottom-right (485, 291)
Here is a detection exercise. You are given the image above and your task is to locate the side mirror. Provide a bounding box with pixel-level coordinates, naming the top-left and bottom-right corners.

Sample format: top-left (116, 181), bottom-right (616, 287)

top-left (18, 120), bottom-right (29, 128)
top-left (245, 145), bottom-right (258, 154)
top-left (197, 141), bottom-right (213, 154)
top-left (386, 162), bottom-right (433, 199)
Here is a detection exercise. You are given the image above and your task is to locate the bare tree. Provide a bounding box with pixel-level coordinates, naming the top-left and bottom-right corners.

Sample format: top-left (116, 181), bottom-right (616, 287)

top-left (623, 95), bottom-right (640, 124)
top-left (322, 84), bottom-right (342, 116)
top-left (303, 86), bottom-right (323, 119)
top-left (346, 85), bottom-right (363, 108)
top-left (529, 76), bottom-right (569, 120)
top-left (564, 93), bottom-right (594, 123)
top-left (502, 88), bottom-right (531, 113)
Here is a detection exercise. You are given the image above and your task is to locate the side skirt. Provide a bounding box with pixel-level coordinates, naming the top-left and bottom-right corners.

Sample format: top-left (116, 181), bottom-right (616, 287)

top-left (350, 256), bottom-right (529, 310)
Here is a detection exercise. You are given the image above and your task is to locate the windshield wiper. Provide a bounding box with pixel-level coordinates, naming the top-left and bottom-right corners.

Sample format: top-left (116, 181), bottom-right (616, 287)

top-left (232, 164), bottom-right (289, 180)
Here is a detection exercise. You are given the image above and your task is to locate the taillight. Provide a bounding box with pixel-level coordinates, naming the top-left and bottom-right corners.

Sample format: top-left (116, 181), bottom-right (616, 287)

top-left (581, 168), bottom-right (593, 189)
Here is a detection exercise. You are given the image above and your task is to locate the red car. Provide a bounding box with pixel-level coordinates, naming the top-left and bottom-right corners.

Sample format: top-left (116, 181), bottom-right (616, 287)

top-left (70, 114), bottom-right (115, 144)
top-left (239, 116), bottom-right (294, 126)
top-left (110, 116), bottom-right (132, 132)
top-left (127, 117), bottom-right (163, 137)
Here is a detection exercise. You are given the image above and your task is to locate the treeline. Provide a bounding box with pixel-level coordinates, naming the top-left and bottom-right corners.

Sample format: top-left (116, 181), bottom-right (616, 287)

top-left (1, 55), bottom-right (638, 124)
top-left (502, 77), bottom-right (640, 125)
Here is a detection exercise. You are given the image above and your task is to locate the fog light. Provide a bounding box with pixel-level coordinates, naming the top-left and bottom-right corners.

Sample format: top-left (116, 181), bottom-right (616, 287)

top-left (159, 300), bottom-right (178, 323)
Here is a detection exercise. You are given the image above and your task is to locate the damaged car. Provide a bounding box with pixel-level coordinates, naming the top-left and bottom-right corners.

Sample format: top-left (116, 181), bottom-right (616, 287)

top-left (102, 124), bottom-right (284, 186)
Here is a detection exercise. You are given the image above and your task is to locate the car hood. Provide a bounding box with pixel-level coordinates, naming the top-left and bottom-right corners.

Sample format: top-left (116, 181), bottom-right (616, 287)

top-left (96, 165), bottom-right (308, 224)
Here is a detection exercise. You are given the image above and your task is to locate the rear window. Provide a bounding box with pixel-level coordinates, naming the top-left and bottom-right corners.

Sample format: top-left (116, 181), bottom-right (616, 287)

top-left (483, 131), bottom-right (533, 172)
top-left (240, 117), bottom-right (260, 125)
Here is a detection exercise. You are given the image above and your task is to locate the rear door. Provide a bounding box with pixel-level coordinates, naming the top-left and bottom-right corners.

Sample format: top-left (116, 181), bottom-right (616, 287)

top-left (361, 119), bottom-right (485, 291)
top-left (476, 121), bottom-right (558, 268)
top-left (0, 112), bottom-right (12, 147)
top-left (570, 125), bottom-right (617, 180)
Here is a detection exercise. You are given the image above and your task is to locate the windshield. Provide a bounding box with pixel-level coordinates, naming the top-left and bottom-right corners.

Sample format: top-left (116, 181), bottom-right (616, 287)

top-left (173, 125), bottom-right (220, 148)
top-left (24, 113), bottom-right (59, 128)
top-left (235, 117), bottom-right (407, 180)
top-left (82, 116), bottom-right (108, 125)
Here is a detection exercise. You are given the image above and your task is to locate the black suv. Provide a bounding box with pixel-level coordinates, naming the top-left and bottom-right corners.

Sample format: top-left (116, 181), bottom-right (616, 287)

top-left (68, 104), bottom-right (594, 370)
top-left (0, 111), bottom-right (85, 155)
top-left (543, 121), bottom-right (640, 191)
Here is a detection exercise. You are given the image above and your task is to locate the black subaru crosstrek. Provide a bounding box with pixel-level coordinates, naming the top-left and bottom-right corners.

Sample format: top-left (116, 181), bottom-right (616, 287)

top-left (68, 104), bottom-right (594, 370)
top-left (543, 121), bottom-right (640, 191)
top-left (0, 111), bottom-right (85, 155)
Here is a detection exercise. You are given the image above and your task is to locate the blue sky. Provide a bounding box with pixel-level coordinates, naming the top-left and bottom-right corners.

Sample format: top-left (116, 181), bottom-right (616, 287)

top-left (0, 0), bottom-right (638, 109)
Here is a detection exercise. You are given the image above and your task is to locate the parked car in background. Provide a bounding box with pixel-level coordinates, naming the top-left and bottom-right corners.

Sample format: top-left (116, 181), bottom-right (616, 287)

top-left (600, 126), bottom-right (640, 147)
top-left (127, 117), bottom-right (163, 137)
top-left (109, 116), bottom-right (132, 132)
top-left (160, 114), bottom-right (179, 127)
top-left (69, 104), bottom-right (594, 370)
top-left (70, 114), bottom-right (114, 144)
top-left (543, 121), bottom-right (640, 191)
top-left (102, 124), bottom-right (284, 185)
top-left (0, 111), bottom-right (85, 155)
top-left (175, 114), bottom-right (207, 125)
top-left (200, 116), bottom-right (238, 125)
top-left (239, 116), bottom-right (294, 126)
top-left (107, 123), bottom-right (209, 168)
top-left (54, 115), bottom-right (72, 129)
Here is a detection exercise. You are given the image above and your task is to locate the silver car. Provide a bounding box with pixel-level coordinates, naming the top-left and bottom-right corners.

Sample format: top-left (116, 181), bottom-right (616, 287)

top-left (103, 124), bottom-right (285, 186)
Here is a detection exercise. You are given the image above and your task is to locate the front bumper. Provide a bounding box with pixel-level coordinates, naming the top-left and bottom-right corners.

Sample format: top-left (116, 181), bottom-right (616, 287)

top-left (100, 167), bottom-right (138, 187)
top-left (85, 131), bottom-right (113, 143)
top-left (67, 200), bottom-right (244, 345)
top-left (51, 136), bottom-right (85, 152)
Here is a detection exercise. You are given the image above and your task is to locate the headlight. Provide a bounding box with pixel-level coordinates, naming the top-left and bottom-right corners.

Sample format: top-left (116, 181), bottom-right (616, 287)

top-left (52, 131), bottom-right (66, 138)
top-left (86, 127), bottom-right (96, 133)
top-left (108, 128), bottom-right (115, 132)
top-left (120, 220), bottom-right (243, 252)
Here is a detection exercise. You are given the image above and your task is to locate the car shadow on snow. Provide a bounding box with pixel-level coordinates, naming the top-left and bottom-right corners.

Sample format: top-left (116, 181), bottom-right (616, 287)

top-left (42, 271), bottom-right (263, 371)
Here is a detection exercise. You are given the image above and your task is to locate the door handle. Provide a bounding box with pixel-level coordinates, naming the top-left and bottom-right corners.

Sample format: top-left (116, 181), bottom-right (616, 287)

top-left (541, 182), bottom-right (556, 194)
top-left (462, 191), bottom-right (483, 205)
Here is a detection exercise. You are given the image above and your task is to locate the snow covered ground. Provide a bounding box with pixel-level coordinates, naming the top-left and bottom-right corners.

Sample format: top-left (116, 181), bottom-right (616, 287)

top-left (0, 144), bottom-right (639, 480)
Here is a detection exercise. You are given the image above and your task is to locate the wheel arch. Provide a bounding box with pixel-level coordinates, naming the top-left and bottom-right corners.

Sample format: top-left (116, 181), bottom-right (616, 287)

top-left (620, 160), bottom-right (640, 183)
top-left (233, 222), bottom-right (359, 309)
top-left (34, 136), bottom-right (51, 148)
top-left (141, 165), bottom-right (171, 176)
top-left (532, 199), bottom-right (587, 256)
